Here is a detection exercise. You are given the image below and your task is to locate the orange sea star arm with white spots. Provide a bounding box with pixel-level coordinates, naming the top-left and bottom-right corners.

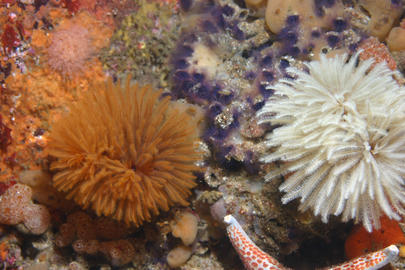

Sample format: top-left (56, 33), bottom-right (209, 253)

top-left (327, 245), bottom-right (399, 270)
top-left (224, 215), bottom-right (399, 270)
top-left (224, 215), bottom-right (290, 270)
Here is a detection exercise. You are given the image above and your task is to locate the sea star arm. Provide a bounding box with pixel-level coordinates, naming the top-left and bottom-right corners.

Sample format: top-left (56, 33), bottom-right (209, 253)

top-left (224, 215), bottom-right (399, 270)
top-left (327, 245), bottom-right (399, 270)
top-left (224, 215), bottom-right (290, 270)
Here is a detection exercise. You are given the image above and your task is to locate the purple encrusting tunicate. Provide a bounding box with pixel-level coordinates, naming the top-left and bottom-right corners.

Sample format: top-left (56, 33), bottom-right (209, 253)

top-left (279, 30), bottom-right (299, 45)
top-left (348, 42), bottom-right (359, 52)
top-left (211, 145), bottom-right (245, 171)
top-left (168, 0), bottom-right (362, 173)
top-left (176, 45), bottom-right (194, 58)
top-left (326, 34), bottom-right (340, 48)
top-left (192, 72), bottom-right (205, 82)
top-left (207, 103), bottom-right (223, 119)
top-left (258, 84), bottom-right (274, 99)
top-left (262, 70), bottom-right (275, 82)
top-left (195, 84), bottom-right (211, 100)
top-left (320, 0), bottom-right (336, 8)
top-left (222, 5), bottom-right (234, 16)
top-left (279, 59), bottom-right (290, 69)
top-left (213, 86), bottom-right (234, 105)
top-left (179, 0), bottom-right (193, 11)
top-left (198, 3), bottom-right (244, 40)
top-left (211, 5), bottom-right (227, 29)
top-left (278, 17), bottom-right (299, 50)
top-left (169, 3), bottom-right (245, 104)
top-left (202, 124), bottom-right (231, 142)
top-left (252, 100), bottom-right (265, 111)
top-left (260, 55), bottom-right (273, 67)
top-left (173, 58), bottom-right (189, 69)
top-left (311, 30), bottom-right (321, 38)
top-left (391, 0), bottom-right (401, 5)
top-left (286, 15), bottom-right (299, 26)
top-left (174, 70), bottom-right (189, 81)
top-left (314, 0), bottom-right (336, 16)
top-left (245, 71), bottom-right (256, 80)
top-left (243, 150), bottom-right (260, 174)
top-left (333, 18), bottom-right (347, 32)
top-left (201, 20), bottom-right (219, 33)
top-left (231, 23), bottom-right (245, 41)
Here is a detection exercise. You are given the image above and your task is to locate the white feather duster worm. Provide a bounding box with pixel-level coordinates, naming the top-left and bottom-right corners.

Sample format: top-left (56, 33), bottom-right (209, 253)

top-left (257, 52), bottom-right (405, 232)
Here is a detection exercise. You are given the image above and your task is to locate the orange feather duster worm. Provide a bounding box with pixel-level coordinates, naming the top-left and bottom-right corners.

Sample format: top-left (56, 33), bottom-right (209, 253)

top-left (48, 79), bottom-right (201, 226)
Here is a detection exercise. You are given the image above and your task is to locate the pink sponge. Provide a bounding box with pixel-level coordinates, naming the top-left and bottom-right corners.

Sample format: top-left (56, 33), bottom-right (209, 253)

top-left (99, 239), bottom-right (135, 267)
top-left (0, 183), bottom-right (50, 234)
top-left (22, 204), bottom-right (51, 234)
top-left (0, 184), bottom-right (32, 225)
top-left (55, 211), bottom-right (135, 266)
top-left (47, 24), bottom-right (93, 77)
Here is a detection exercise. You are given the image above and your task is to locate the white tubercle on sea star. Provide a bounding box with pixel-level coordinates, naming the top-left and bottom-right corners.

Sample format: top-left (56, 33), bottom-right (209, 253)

top-left (224, 215), bottom-right (399, 270)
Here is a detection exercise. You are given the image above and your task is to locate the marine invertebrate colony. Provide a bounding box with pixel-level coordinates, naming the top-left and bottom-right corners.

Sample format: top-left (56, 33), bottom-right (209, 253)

top-left (0, 183), bottom-right (51, 234)
top-left (47, 11), bottom-right (112, 78)
top-left (224, 215), bottom-right (399, 270)
top-left (169, 0), bottom-right (364, 175)
top-left (48, 79), bottom-right (201, 226)
top-left (47, 24), bottom-right (93, 77)
top-left (257, 52), bottom-right (405, 232)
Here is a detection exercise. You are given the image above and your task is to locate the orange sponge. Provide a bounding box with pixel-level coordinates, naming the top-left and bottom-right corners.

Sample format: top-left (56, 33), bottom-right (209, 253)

top-left (345, 216), bottom-right (405, 259)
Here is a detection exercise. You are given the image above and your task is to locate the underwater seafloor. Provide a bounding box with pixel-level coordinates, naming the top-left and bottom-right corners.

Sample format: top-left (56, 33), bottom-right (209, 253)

top-left (1, 0), bottom-right (405, 269)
